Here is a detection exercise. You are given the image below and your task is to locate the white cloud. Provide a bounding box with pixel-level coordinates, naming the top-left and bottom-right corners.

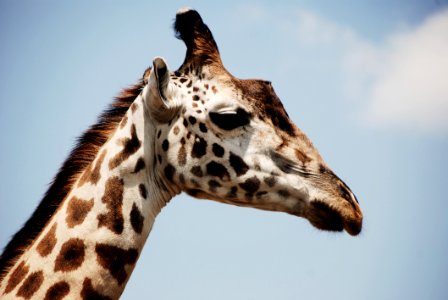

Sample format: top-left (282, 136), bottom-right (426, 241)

top-left (361, 9), bottom-right (448, 134)
top-left (237, 4), bottom-right (448, 134)
top-left (290, 7), bottom-right (448, 134)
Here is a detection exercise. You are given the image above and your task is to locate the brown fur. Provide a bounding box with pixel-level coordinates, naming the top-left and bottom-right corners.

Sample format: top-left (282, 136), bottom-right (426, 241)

top-left (108, 124), bottom-right (141, 170)
top-left (97, 177), bottom-right (125, 234)
top-left (3, 261), bottom-right (29, 294)
top-left (81, 278), bottom-right (112, 300)
top-left (16, 270), bottom-right (43, 299)
top-left (95, 243), bottom-right (138, 285)
top-left (133, 157), bottom-right (145, 173)
top-left (138, 184), bottom-right (147, 199)
top-left (295, 148), bottom-right (311, 164)
top-left (54, 238), bottom-right (85, 272)
top-left (44, 281), bottom-right (70, 300)
top-left (66, 197), bottom-right (94, 228)
top-left (36, 223), bottom-right (57, 257)
top-left (78, 150), bottom-right (107, 187)
top-left (0, 79), bottom-right (145, 281)
top-left (130, 203), bottom-right (144, 234)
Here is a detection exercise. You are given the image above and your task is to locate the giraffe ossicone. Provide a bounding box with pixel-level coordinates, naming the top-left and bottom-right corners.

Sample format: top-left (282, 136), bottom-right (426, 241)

top-left (0, 8), bottom-right (363, 299)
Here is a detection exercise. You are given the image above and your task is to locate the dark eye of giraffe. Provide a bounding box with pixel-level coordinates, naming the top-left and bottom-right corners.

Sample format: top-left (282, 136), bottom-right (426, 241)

top-left (209, 108), bottom-right (251, 131)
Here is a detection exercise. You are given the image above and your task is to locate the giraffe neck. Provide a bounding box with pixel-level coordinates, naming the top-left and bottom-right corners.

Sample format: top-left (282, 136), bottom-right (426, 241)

top-left (0, 95), bottom-right (177, 299)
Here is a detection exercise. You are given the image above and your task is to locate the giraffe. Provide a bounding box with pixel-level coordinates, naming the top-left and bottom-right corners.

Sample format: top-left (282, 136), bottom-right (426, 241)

top-left (0, 8), bottom-right (363, 299)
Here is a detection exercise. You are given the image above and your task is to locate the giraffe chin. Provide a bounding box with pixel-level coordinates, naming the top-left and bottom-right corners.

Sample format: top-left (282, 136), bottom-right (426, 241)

top-left (306, 201), bottom-right (362, 236)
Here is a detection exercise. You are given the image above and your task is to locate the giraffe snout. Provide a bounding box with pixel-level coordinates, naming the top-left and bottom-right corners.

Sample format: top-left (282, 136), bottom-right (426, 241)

top-left (305, 167), bottom-right (363, 236)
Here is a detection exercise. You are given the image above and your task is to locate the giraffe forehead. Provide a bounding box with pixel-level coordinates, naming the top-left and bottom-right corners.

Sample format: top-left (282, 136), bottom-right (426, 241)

top-left (171, 74), bottom-right (297, 139)
top-left (238, 79), bottom-right (297, 138)
top-left (170, 74), bottom-right (237, 108)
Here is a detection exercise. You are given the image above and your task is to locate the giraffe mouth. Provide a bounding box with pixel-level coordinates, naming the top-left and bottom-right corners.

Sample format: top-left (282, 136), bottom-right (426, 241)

top-left (306, 201), bottom-right (362, 236)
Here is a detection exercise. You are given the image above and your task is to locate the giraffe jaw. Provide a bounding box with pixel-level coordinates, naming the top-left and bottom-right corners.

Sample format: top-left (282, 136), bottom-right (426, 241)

top-left (186, 189), bottom-right (362, 236)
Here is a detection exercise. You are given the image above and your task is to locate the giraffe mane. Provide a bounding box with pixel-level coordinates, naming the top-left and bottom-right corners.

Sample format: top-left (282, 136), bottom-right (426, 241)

top-left (0, 79), bottom-right (145, 281)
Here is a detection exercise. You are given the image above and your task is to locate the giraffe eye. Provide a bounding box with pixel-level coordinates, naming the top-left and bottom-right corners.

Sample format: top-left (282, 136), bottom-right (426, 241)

top-left (209, 108), bottom-right (251, 130)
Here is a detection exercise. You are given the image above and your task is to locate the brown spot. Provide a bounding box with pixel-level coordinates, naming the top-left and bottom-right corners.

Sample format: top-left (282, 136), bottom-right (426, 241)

top-left (206, 161), bottom-right (230, 181)
top-left (78, 150), bottom-right (107, 187)
top-left (204, 83), bottom-right (209, 89)
top-left (256, 191), bottom-right (268, 199)
top-left (186, 80), bottom-right (192, 88)
top-left (120, 115), bottom-right (128, 129)
top-left (173, 125), bottom-right (180, 135)
top-left (54, 238), bottom-right (85, 272)
top-left (162, 139), bottom-right (169, 151)
top-left (139, 184), bottom-right (147, 199)
top-left (192, 95), bottom-right (200, 101)
top-left (239, 176), bottom-right (261, 193)
top-left (132, 157), bottom-right (145, 173)
top-left (245, 193), bottom-right (254, 201)
top-left (229, 153), bottom-right (249, 176)
top-left (193, 86), bottom-right (199, 92)
top-left (192, 102), bottom-right (198, 108)
top-left (4, 261), bottom-right (29, 294)
top-left (211, 86), bottom-right (218, 94)
top-left (95, 243), bottom-right (138, 285)
top-left (98, 177), bottom-right (124, 234)
top-left (179, 78), bottom-right (188, 83)
top-left (295, 148), bottom-right (310, 164)
top-left (226, 186), bottom-right (238, 198)
top-left (199, 122), bottom-right (207, 133)
top-left (212, 143), bottom-right (224, 157)
top-left (130, 102), bottom-right (138, 113)
top-left (178, 144), bottom-right (187, 166)
top-left (190, 166), bottom-right (203, 177)
top-left (188, 116), bottom-right (197, 125)
top-left (191, 179), bottom-right (200, 188)
top-left (208, 180), bottom-right (221, 193)
top-left (278, 189), bottom-right (290, 198)
top-left (264, 176), bottom-right (277, 187)
top-left (88, 150), bottom-right (106, 185)
top-left (36, 223), bottom-right (57, 257)
top-left (81, 278), bottom-right (111, 300)
top-left (191, 136), bottom-right (207, 158)
top-left (109, 125), bottom-right (141, 170)
top-left (66, 197), bottom-right (94, 228)
top-left (130, 203), bottom-right (144, 234)
top-left (16, 270), bottom-right (43, 299)
top-left (179, 173), bottom-right (186, 184)
top-left (277, 139), bottom-right (289, 150)
top-left (164, 164), bottom-right (176, 183)
top-left (44, 281), bottom-right (70, 300)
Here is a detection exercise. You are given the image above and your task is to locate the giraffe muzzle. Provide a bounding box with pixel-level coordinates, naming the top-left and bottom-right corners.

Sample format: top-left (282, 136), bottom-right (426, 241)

top-left (306, 200), bottom-right (363, 236)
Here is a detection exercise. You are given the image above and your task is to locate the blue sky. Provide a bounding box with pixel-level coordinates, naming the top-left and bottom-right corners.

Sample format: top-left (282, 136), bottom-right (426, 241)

top-left (1, 1), bottom-right (448, 299)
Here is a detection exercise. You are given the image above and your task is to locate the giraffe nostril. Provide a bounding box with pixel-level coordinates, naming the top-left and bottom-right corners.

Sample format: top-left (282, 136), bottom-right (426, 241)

top-left (338, 181), bottom-right (359, 208)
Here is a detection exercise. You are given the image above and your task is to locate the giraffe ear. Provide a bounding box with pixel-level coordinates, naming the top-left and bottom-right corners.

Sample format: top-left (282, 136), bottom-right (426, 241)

top-left (143, 57), bottom-right (177, 123)
top-left (174, 8), bottom-right (224, 74)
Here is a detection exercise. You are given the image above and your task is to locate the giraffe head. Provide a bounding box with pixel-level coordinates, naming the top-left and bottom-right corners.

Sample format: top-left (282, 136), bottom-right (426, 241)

top-left (144, 9), bottom-right (363, 236)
